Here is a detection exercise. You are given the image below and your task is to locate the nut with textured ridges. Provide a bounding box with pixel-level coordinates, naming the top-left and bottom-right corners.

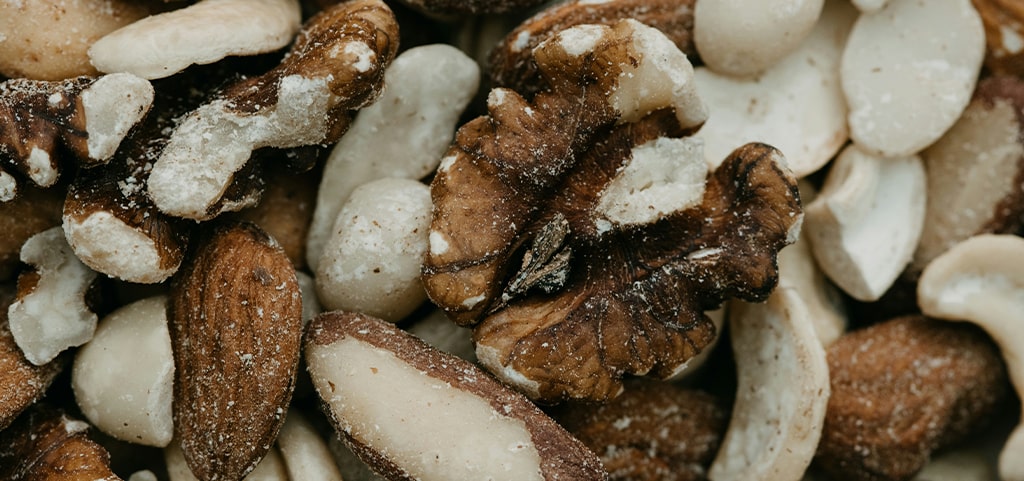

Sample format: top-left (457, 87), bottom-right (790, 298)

top-left (0, 405), bottom-right (121, 481)
top-left (972, 0), bottom-right (1024, 77)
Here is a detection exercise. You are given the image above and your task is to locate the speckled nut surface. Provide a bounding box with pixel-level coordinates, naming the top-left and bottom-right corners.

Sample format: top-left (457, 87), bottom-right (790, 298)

top-left (0, 287), bottom-right (64, 432)
top-left (0, 185), bottom-right (63, 281)
top-left (0, 0), bottom-right (151, 80)
top-left (694, 0), bottom-right (824, 78)
top-left (973, 0), bottom-right (1024, 77)
top-left (304, 311), bottom-right (609, 481)
top-left (165, 440), bottom-right (289, 481)
top-left (488, 0), bottom-right (697, 96)
top-left (841, 0), bottom-right (985, 157)
top-left (816, 315), bottom-right (1007, 481)
top-left (425, 19), bottom-right (802, 403)
top-left (147, 0), bottom-right (399, 220)
top-left (552, 380), bottom-right (727, 481)
top-left (0, 405), bottom-right (121, 481)
top-left (397, 0), bottom-right (546, 15)
top-left (89, 0), bottom-right (301, 80)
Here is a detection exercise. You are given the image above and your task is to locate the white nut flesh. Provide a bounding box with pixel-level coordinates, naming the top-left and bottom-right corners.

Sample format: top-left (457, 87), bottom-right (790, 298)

top-left (315, 178), bottom-right (432, 322)
top-left (405, 308), bottom-right (477, 362)
top-left (8, 227), bottom-right (98, 366)
top-left (917, 234), bottom-right (1024, 481)
top-left (804, 143), bottom-right (926, 301)
top-left (295, 270), bottom-right (322, 327)
top-left (777, 220), bottom-right (847, 347)
top-left (72, 296), bottom-right (173, 448)
top-left (307, 44), bottom-right (480, 269)
top-left (81, 73), bottom-right (155, 161)
top-left (89, 0), bottom-right (302, 80)
top-left (166, 441), bottom-right (289, 481)
top-left (694, 0), bottom-right (824, 78)
top-left (277, 409), bottom-right (343, 481)
top-left (841, 0), bottom-right (985, 157)
top-left (694, 0), bottom-right (856, 176)
top-left (63, 211), bottom-right (176, 285)
top-left (851, 0), bottom-right (889, 13)
top-left (710, 289), bottom-right (830, 481)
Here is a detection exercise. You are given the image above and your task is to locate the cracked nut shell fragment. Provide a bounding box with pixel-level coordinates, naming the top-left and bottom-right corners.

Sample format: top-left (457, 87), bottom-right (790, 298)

top-left (422, 20), bottom-right (801, 403)
top-left (169, 222), bottom-right (302, 481)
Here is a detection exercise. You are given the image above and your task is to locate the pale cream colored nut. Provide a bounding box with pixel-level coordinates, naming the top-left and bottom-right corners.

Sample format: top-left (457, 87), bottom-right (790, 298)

top-left (694, 0), bottom-right (824, 78)
top-left (0, 184), bottom-right (63, 281)
top-left (305, 311), bottom-right (609, 480)
top-left (72, 296), bottom-right (174, 448)
top-left (306, 44), bottom-right (479, 270)
top-left (8, 227), bottom-right (99, 366)
top-left (128, 471), bottom-right (158, 481)
top-left (405, 308), bottom-right (477, 362)
top-left (851, 0), bottom-right (889, 12)
top-left (0, 405), bottom-right (121, 480)
top-left (913, 76), bottom-right (1024, 271)
top-left (327, 436), bottom-right (387, 481)
top-left (296, 270), bottom-right (322, 327)
top-left (917, 234), bottom-right (1024, 481)
top-left (804, 143), bottom-right (926, 302)
top-left (0, 0), bottom-right (152, 80)
top-left (166, 440), bottom-right (290, 481)
top-left (277, 409), bottom-right (344, 481)
top-left (973, 0), bottom-right (1024, 77)
top-left (89, 0), bottom-right (301, 80)
top-left (0, 287), bottom-right (64, 431)
top-left (0, 74), bottom-right (154, 196)
top-left (315, 178), bottom-right (432, 323)
top-left (841, 0), bottom-right (985, 157)
top-left (148, 0), bottom-right (400, 220)
top-left (710, 289), bottom-right (829, 481)
top-left (694, 0), bottom-right (856, 177)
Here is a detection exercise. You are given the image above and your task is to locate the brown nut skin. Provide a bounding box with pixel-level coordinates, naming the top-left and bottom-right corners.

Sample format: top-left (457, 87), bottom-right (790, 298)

top-left (815, 315), bottom-right (1009, 481)
top-left (972, 0), bottom-right (1024, 77)
top-left (0, 405), bottom-right (121, 481)
top-left (397, 0), bottom-right (547, 15)
top-left (551, 380), bottom-right (728, 481)
top-left (0, 184), bottom-right (64, 281)
top-left (0, 286), bottom-right (65, 431)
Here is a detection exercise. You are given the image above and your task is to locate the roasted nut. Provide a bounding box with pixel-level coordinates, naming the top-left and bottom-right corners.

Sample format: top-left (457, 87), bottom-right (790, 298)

top-left (841, 0), bottom-right (986, 157)
top-left (972, 0), bottom-right (1024, 77)
top-left (423, 20), bottom-right (800, 402)
top-left (815, 315), bottom-right (1007, 481)
top-left (0, 74), bottom-right (154, 198)
top-left (0, 285), bottom-right (64, 431)
top-left (89, 0), bottom-right (302, 80)
top-left (148, 0), bottom-right (400, 220)
top-left (0, 184), bottom-right (63, 281)
top-left (169, 222), bottom-right (302, 481)
top-left (488, 0), bottom-right (697, 96)
top-left (165, 440), bottom-right (289, 481)
top-left (0, 405), bottom-right (121, 480)
top-left (552, 380), bottom-right (728, 481)
top-left (305, 311), bottom-right (609, 480)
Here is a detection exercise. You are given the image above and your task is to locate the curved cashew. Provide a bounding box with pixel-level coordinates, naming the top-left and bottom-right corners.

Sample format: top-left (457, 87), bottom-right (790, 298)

top-left (918, 234), bottom-right (1024, 481)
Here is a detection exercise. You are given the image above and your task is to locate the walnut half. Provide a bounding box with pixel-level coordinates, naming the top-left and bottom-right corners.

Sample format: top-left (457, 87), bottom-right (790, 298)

top-left (422, 20), bottom-right (802, 403)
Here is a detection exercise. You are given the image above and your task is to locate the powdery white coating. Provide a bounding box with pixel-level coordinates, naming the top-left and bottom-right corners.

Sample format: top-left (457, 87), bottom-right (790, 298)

top-left (149, 74), bottom-right (333, 219)
top-left (475, 344), bottom-right (542, 400)
top-left (841, 0), bottom-right (985, 157)
top-left (0, 170), bottom-right (15, 202)
top-left (694, 0), bottom-right (857, 175)
top-left (88, 0), bottom-right (301, 79)
top-left (343, 42), bottom-right (375, 73)
top-left (277, 410), bottom-right (344, 481)
top-left (917, 234), bottom-right (1024, 481)
top-left (710, 288), bottom-right (830, 481)
top-left (557, 24), bottom-right (606, 57)
top-left (804, 144), bottom-right (926, 302)
top-left (166, 442), bottom-right (289, 481)
top-left (82, 73), bottom-right (154, 160)
top-left (27, 147), bottom-right (56, 187)
top-left (315, 178), bottom-right (432, 323)
top-left (694, 0), bottom-right (824, 78)
top-left (595, 137), bottom-right (707, 228)
top-left (72, 296), bottom-right (174, 448)
top-left (1003, 25), bottom-right (1024, 55)
top-left (406, 309), bottom-right (477, 362)
top-left (851, 0), bottom-right (889, 12)
top-left (608, 20), bottom-right (707, 129)
top-left (307, 336), bottom-right (545, 481)
top-left (8, 227), bottom-right (98, 366)
top-left (295, 271), bottom-right (322, 327)
top-left (307, 44), bottom-right (479, 270)
top-left (428, 230), bottom-right (450, 256)
top-left (63, 210), bottom-right (173, 284)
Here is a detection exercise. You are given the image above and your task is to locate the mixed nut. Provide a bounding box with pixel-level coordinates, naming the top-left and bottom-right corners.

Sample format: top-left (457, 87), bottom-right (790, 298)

top-left (0, 0), bottom-right (1022, 480)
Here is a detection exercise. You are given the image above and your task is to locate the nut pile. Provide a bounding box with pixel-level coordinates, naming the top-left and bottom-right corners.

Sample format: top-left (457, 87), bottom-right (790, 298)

top-left (0, 0), bottom-right (1022, 480)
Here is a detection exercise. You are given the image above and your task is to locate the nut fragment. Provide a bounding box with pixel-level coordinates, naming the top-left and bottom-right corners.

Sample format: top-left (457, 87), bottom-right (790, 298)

top-left (148, 0), bottom-right (399, 220)
top-left (166, 440), bottom-right (290, 481)
top-left (169, 222), bottom-right (302, 481)
top-left (89, 0), bottom-right (302, 80)
top-left (276, 409), bottom-right (344, 481)
top-left (972, 0), bottom-right (1024, 76)
top-left (0, 405), bottom-right (121, 481)
top-left (917, 234), bottom-right (1024, 481)
top-left (305, 311), bottom-right (609, 481)
top-left (815, 315), bottom-right (1007, 481)
top-left (0, 286), bottom-right (64, 431)
top-left (0, 184), bottom-right (63, 281)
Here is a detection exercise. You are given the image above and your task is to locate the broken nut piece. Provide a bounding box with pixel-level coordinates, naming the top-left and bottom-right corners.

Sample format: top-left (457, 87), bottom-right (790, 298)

top-left (0, 287), bottom-right (64, 431)
top-left (0, 405), bottom-right (121, 481)
top-left (973, 0), bottom-right (1024, 77)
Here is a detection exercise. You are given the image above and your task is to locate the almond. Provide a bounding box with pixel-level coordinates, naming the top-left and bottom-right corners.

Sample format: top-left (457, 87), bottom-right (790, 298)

top-left (169, 222), bottom-right (303, 481)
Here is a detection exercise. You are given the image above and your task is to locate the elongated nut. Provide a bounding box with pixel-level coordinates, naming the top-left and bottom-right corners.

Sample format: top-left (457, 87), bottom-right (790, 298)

top-left (89, 0), bottom-right (302, 80)
top-left (148, 0), bottom-right (399, 220)
top-left (166, 441), bottom-right (290, 481)
top-left (710, 288), bottom-right (830, 481)
top-left (277, 409), bottom-right (344, 481)
top-left (917, 234), bottom-right (1024, 481)
top-left (804, 143), bottom-right (926, 302)
top-left (0, 405), bottom-right (122, 480)
top-left (305, 311), bottom-right (609, 481)
top-left (72, 296), bottom-right (174, 448)
top-left (8, 227), bottom-right (99, 366)
top-left (0, 287), bottom-right (64, 431)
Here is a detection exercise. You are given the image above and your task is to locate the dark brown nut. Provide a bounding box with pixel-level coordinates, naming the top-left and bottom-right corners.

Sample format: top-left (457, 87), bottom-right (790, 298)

top-left (552, 380), bottom-right (727, 481)
top-left (815, 315), bottom-right (1008, 481)
top-left (0, 286), bottom-right (64, 431)
top-left (147, 0), bottom-right (399, 221)
top-left (0, 405), bottom-right (121, 480)
top-left (0, 74), bottom-right (154, 199)
top-left (489, 0), bottom-right (697, 96)
top-left (0, 184), bottom-right (63, 281)
top-left (972, 0), bottom-right (1024, 77)
top-left (423, 20), bottom-right (800, 403)
top-left (397, 0), bottom-right (547, 15)
top-left (169, 222), bottom-right (303, 481)
top-left (305, 311), bottom-right (609, 481)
